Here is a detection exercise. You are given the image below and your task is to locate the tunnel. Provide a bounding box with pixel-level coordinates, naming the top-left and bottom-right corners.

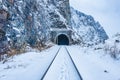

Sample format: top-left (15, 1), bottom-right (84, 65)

top-left (56, 34), bottom-right (69, 45)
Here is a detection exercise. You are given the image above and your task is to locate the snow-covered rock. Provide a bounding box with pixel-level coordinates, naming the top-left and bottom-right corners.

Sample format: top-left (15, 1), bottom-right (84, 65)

top-left (70, 7), bottom-right (108, 45)
top-left (0, 0), bottom-right (71, 48)
top-left (0, 0), bottom-right (109, 55)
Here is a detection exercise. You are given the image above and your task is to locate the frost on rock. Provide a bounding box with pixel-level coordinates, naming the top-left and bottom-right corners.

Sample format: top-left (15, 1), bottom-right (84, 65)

top-left (0, 0), bottom-right (109, 56)
top-left (70, 7), bottom-right (108, 45)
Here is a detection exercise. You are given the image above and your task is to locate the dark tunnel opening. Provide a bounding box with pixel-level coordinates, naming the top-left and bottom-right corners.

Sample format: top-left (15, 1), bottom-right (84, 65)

top-left (56, 34), bottom-right (69, 45)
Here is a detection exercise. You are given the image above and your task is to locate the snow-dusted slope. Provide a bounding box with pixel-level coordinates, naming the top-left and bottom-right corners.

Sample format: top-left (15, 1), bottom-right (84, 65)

top-left (104, 33), bottom-right (120, 59)
top-left (70, 7), bottom-right (108, 45)
top-left (0, 46), bottom-right (60, 80)
top-left (67, 46), bottom-right (120, 80)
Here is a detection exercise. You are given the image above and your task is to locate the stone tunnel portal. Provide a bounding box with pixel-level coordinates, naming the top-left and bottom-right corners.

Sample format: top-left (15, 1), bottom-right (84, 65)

top-left (56, 34), bottom-right (69, 45)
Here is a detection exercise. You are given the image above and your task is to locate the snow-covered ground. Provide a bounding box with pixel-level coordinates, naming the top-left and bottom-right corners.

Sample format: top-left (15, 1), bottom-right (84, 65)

top-left (0, 46), bottom-right (60, 80)
top-left (0, 45), bottom-right (120, 80)
top-left (67, 46), bottom-right (120, 80)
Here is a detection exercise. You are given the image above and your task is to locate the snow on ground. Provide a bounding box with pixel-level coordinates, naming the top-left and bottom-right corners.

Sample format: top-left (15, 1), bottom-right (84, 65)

top-left (43, 46), bottom-right (80, 80)
top-left (0, 45), bottom-right (120, 80)
top-left (0, 46), bottom-right (60, 80)
top-left (67, 46), bottom-right (120, 80)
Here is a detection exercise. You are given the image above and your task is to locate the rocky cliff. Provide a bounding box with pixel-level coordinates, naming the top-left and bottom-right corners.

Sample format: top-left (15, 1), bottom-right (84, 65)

top-left (70, 7), bottom-right (108, 45)
top-left (0, 0), bottom-right (108, 55)
top-left (0, 0), bottom-right (71, 54)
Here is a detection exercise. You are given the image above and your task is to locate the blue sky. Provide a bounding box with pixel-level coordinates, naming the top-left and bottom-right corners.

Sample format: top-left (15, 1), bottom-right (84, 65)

top-left (70, 0), bottom-right (120, 37)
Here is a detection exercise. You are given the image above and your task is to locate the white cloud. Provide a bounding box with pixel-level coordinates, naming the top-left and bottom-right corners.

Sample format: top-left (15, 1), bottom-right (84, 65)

top-left (70, 0), bottom-right (120, 37)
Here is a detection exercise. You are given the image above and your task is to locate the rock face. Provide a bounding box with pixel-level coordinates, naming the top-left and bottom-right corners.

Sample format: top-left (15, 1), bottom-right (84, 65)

top-left (0, 9), bottom-right (9, 54)
top-left (70, 7), bottom-right (108, 45)
top-left (0, 0), bottom-right (71, 54)
top-left (0, 0), bottom-right (108, 54)
top-left (47, 0), bottom-right (71, 28)
top-left (50, 0), bottom-right (71, 25)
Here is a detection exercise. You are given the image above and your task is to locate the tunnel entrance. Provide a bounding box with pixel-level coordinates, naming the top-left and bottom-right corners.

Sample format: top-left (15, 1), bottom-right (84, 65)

top-left (56, 34), bottom-right (69, 45)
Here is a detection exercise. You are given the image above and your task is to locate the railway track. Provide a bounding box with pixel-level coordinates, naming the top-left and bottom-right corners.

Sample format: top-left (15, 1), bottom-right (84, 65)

top-left (40, 46), bottom-right (83, 80)
top-left (65, 47), bottom-right (83, 80)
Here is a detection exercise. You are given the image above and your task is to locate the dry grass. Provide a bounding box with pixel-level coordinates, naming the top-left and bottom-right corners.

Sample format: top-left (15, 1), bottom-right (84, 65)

top-left (0, 43), bottom-right (53, 62)
top-left (7, 49), bottom-right (19, 57)
top-left (104, 44), bottom-right (120, 59)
